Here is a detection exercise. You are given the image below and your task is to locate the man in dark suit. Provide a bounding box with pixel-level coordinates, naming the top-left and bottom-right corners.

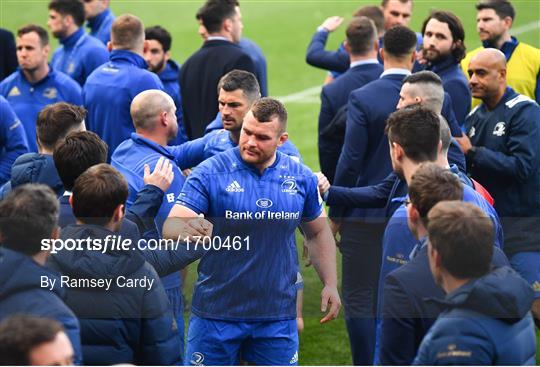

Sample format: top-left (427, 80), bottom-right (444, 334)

top-left (318, 16), bottom-right (383, 183)
top-left (0, 28), bottom-right (17, 82)
top-left (180, 0), bottom-right (256, 139)
top-left (330, 25), bottom-right (418, 365)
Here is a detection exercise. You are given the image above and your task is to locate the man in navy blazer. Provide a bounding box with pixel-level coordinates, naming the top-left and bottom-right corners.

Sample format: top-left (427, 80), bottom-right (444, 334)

top-left (331, 25), bottom-right (418, 365)
top-left (180, 0), bottom-right (256, 139)
top-left (318, 16), bottom-right (383, 184)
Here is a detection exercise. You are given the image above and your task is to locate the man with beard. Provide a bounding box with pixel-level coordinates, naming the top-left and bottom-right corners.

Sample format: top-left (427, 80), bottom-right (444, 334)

top-left (47, 0), bottom-right (109, 86)
top-left (459, 48), bottom-right (540, 328)
top-left (145, 25), bottom-right (187, 145)
top-left (421, 11), bottom-right (471, 125)
top-left (461, 0), bottom-right (540, 104)
top-left (189, 70), bottom-right (300, 166)
top-left (0, 25), bottom-right (81, 153)
top-left (83, 0), bottom-right (115, 45)
top-left (164, 98), bottom-right (341, 366)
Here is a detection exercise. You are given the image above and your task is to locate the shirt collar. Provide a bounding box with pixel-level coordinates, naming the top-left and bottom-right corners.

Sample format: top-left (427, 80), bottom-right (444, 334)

top-left (380, 68), bottom-right (411, 78)
top-left (131, 133), bottom-right (175, 160)
top-left (207, 36), bottom-right (231, 42)
top-left (426, 55), bottom-right (457, 73)
top-left (232, 147), bottom-right (281, 176)
top-left (482, 36), bottom-right (519, 61)
top-left (60, 27), bottom-right (85, 48)
top-left (17, 65), bottom-right (55, 86)
top-left (350, 59), bottom-right (379, 69)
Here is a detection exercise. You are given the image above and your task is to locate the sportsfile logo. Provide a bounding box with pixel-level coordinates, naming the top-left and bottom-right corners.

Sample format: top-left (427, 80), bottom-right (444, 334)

top-left (226, 180), bottom-right (244, 192)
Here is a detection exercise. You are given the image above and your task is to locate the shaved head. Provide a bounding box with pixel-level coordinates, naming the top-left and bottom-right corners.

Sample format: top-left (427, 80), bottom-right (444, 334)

top-left (131, 90), bottom-right (175, 130)
top-left (467, 48), bottom-right (507, 106)
top-left (470, 48), bottom-right (506, 70)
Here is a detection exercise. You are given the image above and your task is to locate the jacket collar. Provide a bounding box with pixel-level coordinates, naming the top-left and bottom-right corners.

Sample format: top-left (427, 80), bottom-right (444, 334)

top-left (426, 55), bottom-right (458, 74)
top-left (130, 133), bottom-right (175, 160)
top-left (87, 8), bottom-right (112, 33)
top-left (109, 50), bottom-right (147, 69)
top-left (483, 36), bottom-right (519, 61)
top-left (60, 27), bottom-right (85, 48)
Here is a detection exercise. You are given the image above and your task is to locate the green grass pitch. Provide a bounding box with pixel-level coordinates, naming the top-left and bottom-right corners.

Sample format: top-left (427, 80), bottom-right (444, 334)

top-left (1, 0), bottom-right (539, 364)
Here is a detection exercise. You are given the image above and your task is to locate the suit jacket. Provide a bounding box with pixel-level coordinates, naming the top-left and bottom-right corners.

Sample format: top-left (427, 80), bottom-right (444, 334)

top-left (179, 39), bottom-right (256, 139)
top-left (318, 62), bottom-right (383, 183)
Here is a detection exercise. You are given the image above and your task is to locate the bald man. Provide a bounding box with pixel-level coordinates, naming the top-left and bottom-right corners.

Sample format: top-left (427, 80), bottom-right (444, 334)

top-left (111, 89), bottom-right (207, 361)
top-left (460, 48), bottom-right (540, 326)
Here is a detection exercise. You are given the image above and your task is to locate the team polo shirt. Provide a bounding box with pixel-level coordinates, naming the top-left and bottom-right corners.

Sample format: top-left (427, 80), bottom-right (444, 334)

top-left (176, 148), bottom-right (322, 321)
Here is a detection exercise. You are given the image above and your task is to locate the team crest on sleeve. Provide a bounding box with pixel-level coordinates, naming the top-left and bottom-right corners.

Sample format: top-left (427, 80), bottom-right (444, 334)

top-left (492, 122), bottom-right (506, 137)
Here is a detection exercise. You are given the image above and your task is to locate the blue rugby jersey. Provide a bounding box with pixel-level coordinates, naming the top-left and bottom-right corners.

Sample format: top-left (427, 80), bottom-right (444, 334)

top-left (176, 148), bottom-right (322, 321)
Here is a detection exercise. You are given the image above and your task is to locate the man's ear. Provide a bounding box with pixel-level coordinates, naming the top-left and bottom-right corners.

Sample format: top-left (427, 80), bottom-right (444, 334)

top-left (379, 48), bottom-right (385, 62)
top-left (223, 18), bottom-right (233, 33)
top-left (278, 132), bottom-right (289, 147)
top-left (343, 40), bottom-right (351, 55)
top-left (393, 142), bottom-right (404, 161)
top-left (437, 139), bottom-right (443, 155)
top-left (68, 194), bottom-right (74, 209)
top-left (143, 40), bottom-right (149, 54)
top-left (107, 41), bottom-right (113, 52)
top-left (112, 204), bottom-right (125, 222)
top-left (51, 226), bottom-right (60, 240)
top-left (410, 50), bottom-right (417, 64)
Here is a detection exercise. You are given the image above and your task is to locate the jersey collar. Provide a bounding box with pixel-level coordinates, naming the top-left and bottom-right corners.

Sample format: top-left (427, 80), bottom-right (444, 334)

top-left (130, 133), bottom-right (175, 160)
top-left (233, 147), bottom-right (282, 177)
top-left (60, 27), bottom-right (85, 48)
top-left (110, 50), bottom-right (147, 69)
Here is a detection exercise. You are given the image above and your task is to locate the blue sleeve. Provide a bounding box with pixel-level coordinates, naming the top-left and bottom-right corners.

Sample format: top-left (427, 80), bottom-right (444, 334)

top-left (380, 275), bottom-right (419, 366)
top-left (442, 93), bottom-right (464, 137)
top-left (168, 135), bottom-right (208, 169)
top-left (125, 184), bottom-right (164, 235)
top-left (305, 30), bottom-right (349, 73)
top-left (333, 91), bottom-right (369, 187)
top-left (0, 98), bottom-right (28, 184)
top-left (64, 80), bottom-right (83, 106)
top-left (302, 173), bottom-right (323, 222)
top-left (472, 104), bottom-right (540, 181)
top-left (447, 139), bottom-right (466, 173)
top-left (318, 88), bottom-right (337, 178)
top-left (175, 165), bottom-right (210, 214)
top-left (445, 79), bottom-right (471, 126)
top-left (327, 172), bottom-right (396, 208)
top-left (413, 318), bottom-right (494, 365)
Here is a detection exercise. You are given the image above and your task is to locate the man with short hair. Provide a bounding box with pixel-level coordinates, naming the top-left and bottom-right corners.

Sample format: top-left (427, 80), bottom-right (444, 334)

top-left (331, 25), bottom-right (418, 365)
top-left (459, 48), bottom-right (540, 326)
top-left (0, 315), bottom-right (74, 366)
top-left (84, 14), bottom-right (165, 159)
top-left (0, 102), bottom-right (85, 199)
top-left (0, 184), bottom-right (82, 364)
top-left (164, 97), bottom-right (340, 365)
top-left (378, 109), bottom-right (506, 365)
top-left (317, 16), bottom-right (383, 183)
top-left (461, 0), bottom-right (540, 104)
top-left (180, 0), bottom-right (257, 139)
top-left (421, 11), bottom-right (471, 124)
top-left (83, 0), bottom-right (115, 45)
top-left (47, 0), bottom-right (109, 85)
top-left (144, 25), bottom-right (187, 145)
top-left (0, 28), bottom-right (17, 81)
top-left (0, 24), bottom-right (82, 153)
top-left (413, 201), bottom-right (536, 365)
top-left (47, 164), bottom-right (182, 365)
top-left (0, 96), bottom-right (28, 186)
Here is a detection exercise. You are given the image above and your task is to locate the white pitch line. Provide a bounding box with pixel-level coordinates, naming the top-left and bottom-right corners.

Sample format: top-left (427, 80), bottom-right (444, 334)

top-left (279, 19), bottom-right (540, 104)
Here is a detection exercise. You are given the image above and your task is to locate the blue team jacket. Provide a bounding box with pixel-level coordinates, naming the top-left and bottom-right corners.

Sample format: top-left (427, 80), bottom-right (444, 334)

top-left (159, 60), bottom-right (187, 145)
top-left (0, 153), bottom-right (63, 200)
top-left (0, 67), bottom-right (82, 152)
top-left (413, 266), bottom-right (536, 365)
top-left (47, 224), bottom-right (182, 365)
top-left (0, 96), bottom-right (28, 185)
top-left (51, 28), bottom-right (109, 86)
top-left (427, 57), bottom-right (471, 126)
top-left (86, 8), bottom-right (115, 45)
top-left (379, 242), bottom-right (509, 365)
top-left (466, 88), bottom-right (540, 254)
top-left (83, 50), bottom-right (164, 159)
top-left (0, 247), bottom-right (83, 365)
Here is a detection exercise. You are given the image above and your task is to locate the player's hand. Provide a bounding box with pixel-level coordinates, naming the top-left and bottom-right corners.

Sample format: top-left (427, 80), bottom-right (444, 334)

top-left (320, 16), bottom-right (344, 32)
top-left (182, 168), bottom-right (192, 177)
top-left (416, 48), bottom-right (428, 65)
top-left (320, 285), bottom-right (341, 324)
top-left (315, 172), bottom-right (330, 195)
top-left (144, 157), bottom-right (174, 192)
top-left (186, 214), bottom-right (213, 238)
top-left (297, 317), bottom-right (304, 333)
top-left (456, 135), bottom-right (472, 154)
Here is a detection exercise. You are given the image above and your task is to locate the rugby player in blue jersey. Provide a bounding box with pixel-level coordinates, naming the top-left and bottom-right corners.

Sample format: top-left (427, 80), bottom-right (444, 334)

top-left (164, 98), bottom-right (340, 365)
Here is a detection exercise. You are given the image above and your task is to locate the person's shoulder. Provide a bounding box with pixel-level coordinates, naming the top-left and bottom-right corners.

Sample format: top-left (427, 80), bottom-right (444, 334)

top-left (515, 41), bottom-right (540, 55)
top-left (82, 33), bottom-right (107, 50)
top-left (52, 70), bottom-right (82, 92)
top-left (0, 70), bottom-right (20, 90)
top-left (504, 93), bottom-right (539, 115)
